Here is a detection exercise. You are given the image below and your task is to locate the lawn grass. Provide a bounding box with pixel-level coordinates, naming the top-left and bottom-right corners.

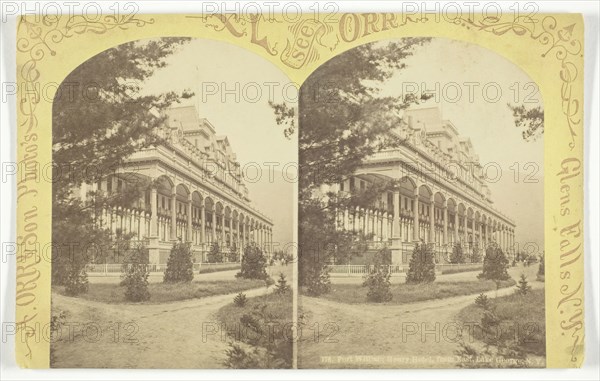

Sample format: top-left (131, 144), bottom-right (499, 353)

top-left (314, 278), bottom-right (516, 305)
top-left (441, 265), bottom-right (483, 275)
top-left (217, 291), bottom-right (293, 368)
top-left (456, 288), bottom-right (546, 356)
top-left (198, 263), bottom-right (241, 274)
top-left (56, 278), bottom-right (265, 304)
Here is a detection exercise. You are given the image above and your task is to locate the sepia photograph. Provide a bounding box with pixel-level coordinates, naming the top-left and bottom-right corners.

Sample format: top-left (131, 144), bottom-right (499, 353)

top-left (293, 37), bottom-right (545, 368)
top-left (49, 37), bottom-right (297, 369)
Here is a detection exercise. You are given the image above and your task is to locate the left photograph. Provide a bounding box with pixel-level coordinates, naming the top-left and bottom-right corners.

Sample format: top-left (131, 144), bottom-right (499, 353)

top-left (50, 37), bottom-right (297, 368)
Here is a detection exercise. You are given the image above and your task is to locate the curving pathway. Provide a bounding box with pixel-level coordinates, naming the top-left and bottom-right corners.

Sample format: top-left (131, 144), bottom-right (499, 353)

top-left (298, 264), bottom-right (544, 369)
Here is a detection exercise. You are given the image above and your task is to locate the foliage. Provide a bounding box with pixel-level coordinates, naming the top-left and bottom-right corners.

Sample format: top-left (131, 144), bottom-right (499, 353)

top-left (507, 103), bottom-right (544, 141)
top-left (207, 242), bottom-right (223, 263)
top-left (120, 244), bottom-right (150, 302)
top-left (362, 247), bottom-right (393, 302)
top-left (227, 241), bottom-right (239, 262)
top-left (449, 242), bottom-right (465, 264)
top-left (233, 292), bottom-right (247, 307)
top-left (303, 263), bottom-right (332, 296)
top-left (474, 293), bottom-right (492, 310)
top-left (63, 260), bottom-right (89, 296)
top-left (163, 240), bottom-right (194, 283)
top-left (52, 38), bottom-right (192, 288)
top-left (237, 244), bottom-right (268, 280)
top-left (223, 343), bottom-right (274, 369)
top-left (471, 242), bottom-right (482, 263)
top-left (406, 243), bottom-right (436, 284)
top-left (223, 300), bottom-right (292, 369)
top-left (270, 38), bottom-right (432, 294)
top-left (478, 245), bottom-right (510, 282)
top-left (275, 273), bottom-right (291, 295)
top-left (537, 253), bottom-right (545, 281)
top-left (515, 274), bottom-right (532, 296)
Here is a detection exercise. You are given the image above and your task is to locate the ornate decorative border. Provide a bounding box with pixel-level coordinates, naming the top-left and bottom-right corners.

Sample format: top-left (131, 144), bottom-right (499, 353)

top-left (15, 12), bottom-right (584, 367)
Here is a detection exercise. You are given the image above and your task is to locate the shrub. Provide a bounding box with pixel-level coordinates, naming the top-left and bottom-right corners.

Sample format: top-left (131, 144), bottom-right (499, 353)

top-left (304, 263), bottom-right (331, 296)
top-left (474, 293), bottom-right (492, 310)
top-left (275, 273), bottom-right (291, 295)
top-left (515, 273), bottom-right (532, 296)
top-left (363, 266), bottom-right (393, 302)
top-left (478, 246), bottom-right (510, 282)
top-left (449, 242), bottom-right (465, 264)
top-left (64, 261), bottom-right (89, 296)
top-left (163, 240), bottom-right (194, 283)
top-left (237, 244), bottom-right (268, 280)
top-left (207, 242), bottom-right (223, 263)
top-left (223, 343), bottom-right (267, 368)
top-left (362, 247), bottom-right (393, 302)
top-left (120, 245), bottom-right (151, 302)
top-left (233, 292), bottom-right (247, 307)
top-left (227, 241), bottom-right (239, 262)
top-left (537, 254), bottom-right (545, 281)
top-left (471, 242), bottom-right (482, 263)
top-left (406, 243), bottom-right (436, 284)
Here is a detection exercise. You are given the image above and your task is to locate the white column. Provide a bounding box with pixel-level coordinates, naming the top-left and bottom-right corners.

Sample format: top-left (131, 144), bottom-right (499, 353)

top-left (393, 191), bottom-right (401, 239)
top-left (429, 195), bottom-right (435, 244)
top-left (150, 188), bottom-right (158, 237)
top-left (186, 196), bottom-right (193, 242)
top-left (170, 193), bottom-right (177, 240)
top-left (413, 189), bottom-right (419, 241)
top-left (443, 201), bottom-right (448, 244)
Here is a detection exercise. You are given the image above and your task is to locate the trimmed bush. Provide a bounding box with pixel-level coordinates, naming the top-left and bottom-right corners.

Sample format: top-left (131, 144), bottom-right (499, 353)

top-left (449, 242), bottom-right (465, 264)
top-left (163, 240), bottom-right (194, 283)
top-left (478, 245), bottom-right (510, 282)
top-left (207, 242), bottom-right (223, 263)
top-left (120, 245), bottom-right (150, 302)
top-left (406, 243), bottom-right (436, 284)
top-left (64, 261), bottom-right (89, 296)
top-left (237, 244), bottom-right (268, 280)
top-left (362, 247), bottom-right (393, 302)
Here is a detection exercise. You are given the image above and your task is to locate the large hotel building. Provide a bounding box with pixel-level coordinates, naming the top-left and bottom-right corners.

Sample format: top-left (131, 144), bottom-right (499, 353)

top-left (330, 107), bottom-right (516, 265)
top-left (81, 106), bottom-right (274, 264)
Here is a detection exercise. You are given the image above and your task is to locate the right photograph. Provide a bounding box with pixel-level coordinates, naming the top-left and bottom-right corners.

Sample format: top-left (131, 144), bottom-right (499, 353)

top-left (295, 37), bottom-right (545, 369)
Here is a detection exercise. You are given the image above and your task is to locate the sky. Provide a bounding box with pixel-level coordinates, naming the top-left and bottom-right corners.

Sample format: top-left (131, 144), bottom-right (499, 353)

top-left (140, 38), bottom-right (297, 247)
top-left (377, 37), bottom-right (544, 252)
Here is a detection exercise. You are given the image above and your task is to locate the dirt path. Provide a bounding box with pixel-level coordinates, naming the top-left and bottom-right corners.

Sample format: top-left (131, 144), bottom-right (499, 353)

top-left (298, 264), bottom-right (543, 369)
top-left (52, 282), bottom-right (281, 368)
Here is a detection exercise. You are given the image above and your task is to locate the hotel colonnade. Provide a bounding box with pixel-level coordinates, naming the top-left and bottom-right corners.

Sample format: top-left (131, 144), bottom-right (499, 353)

top-left (329, 107), bottom-right (516, 265)
top-left (80, 106), bottom-right (274, 264)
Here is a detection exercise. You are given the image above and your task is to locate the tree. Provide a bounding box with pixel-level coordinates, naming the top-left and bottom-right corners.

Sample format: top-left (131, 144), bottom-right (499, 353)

top-left (120, 244), bottom-right (150, 302)
top-left (406, 243), bottom-right (436, 284)
top-left (207, 242), bottom-right (223, 263)
top-left (362, 248), bottom-right (393, 302)
top-left (237, 244), bottom-right (268, 280)
top-left (163, 240), bottom-right (194, 283)
top-left (515, 274), bottom-right (532, 296)
top-left (507, 103), bottom-right (544, 141)
top-left (449, 242), bottom-right (465, 264)
top-left (478, 245), bottom-right (510, 282)
top-left (52, 38), bottom-right (192, 287)
top-left (271, 38), bottom-right (432, 294)
top-left (275, 273), bottom-right (291, 295)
